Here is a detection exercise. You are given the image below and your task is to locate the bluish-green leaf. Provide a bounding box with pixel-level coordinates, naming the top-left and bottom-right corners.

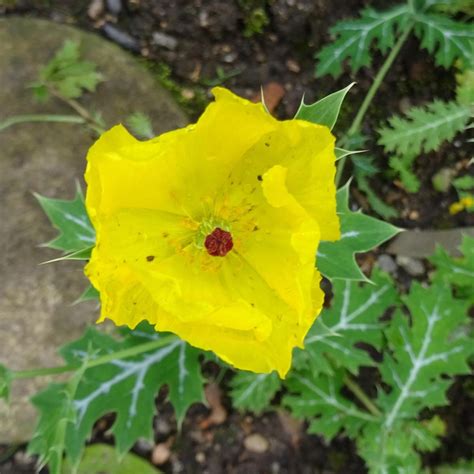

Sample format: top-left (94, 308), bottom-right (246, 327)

top-left (414, 13), bottom-right (474, 69)
top-left (60, 326), bottom-right (204, 465)
top-left (37, 40), bottom-right (103, 100)
top-left (315, 5), bottom-right (410, 78)
top-left (126, 112), bottom-right (154, 140)
top-left (36, 185), bottom-right (95, 254)
top-left (305, 270), bottom-right (398, 375)
top-left (317, 183), bottom-right (401, 281)
top-left (295, 83), bottom-right (354, 130)
top-left (283, 369), bottom-right (374, 441)
top-left (230, 371), bottom-right (281, 414)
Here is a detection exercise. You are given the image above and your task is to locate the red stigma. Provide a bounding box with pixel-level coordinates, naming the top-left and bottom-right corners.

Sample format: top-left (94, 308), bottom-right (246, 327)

top-left (205, 227), bottom-right (233, 257)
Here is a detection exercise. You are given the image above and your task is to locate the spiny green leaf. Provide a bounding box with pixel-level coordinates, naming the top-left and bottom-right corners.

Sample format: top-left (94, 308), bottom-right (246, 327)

top-left (60, 325), bottom-right (204, 465)
top-left (315, 5), bottom-right (410, 78)
top-left (435, 458), bottom-right (474, 474)
top-left (414, 13), bottom-right (474, 69)
top-left (352, 152), bottom-right (398, 219)
top-left (430, 235), bottom-right (474, 302)
top-left (36, 185), bottom-right (95, 254)
top-left (389, 155), bottom-right (421, 193)
top-left (0, 364), bottom-right (12, 401)
top-left (283, 369), bottom-right (374, 441)
top-left (358, 420), bottom-right (425, 474)
top-left (63, 444), bottom-right (162, 474)
top-left (126, 112), bottom-right (155, 140)
top-left (355, 173), bottom-right (399, 219)
top-left (456, 69), bottom-right (474, 106)
top-left (335, 147), bottom-right (365, 161)
top-left (317, 182), bottom-right (401, 281)
top-left (229, 371), bottom-right (281, 414)
top-left (74, 285), bottom-right (99, 304)
top-left (305, 270), bottom-right (398, 375)
top-left (28, 383), bottom-right (74, 474)
top-left (28, 362), bottom-right (87, 474)
top-left (378, 283), bottom-right (472, 429)
top-left (378, 100), bottom-right (471, 157)
top-left (36, 40), bottom-right (103, 100)
top-left (295, 83), bottom-right (354, 130)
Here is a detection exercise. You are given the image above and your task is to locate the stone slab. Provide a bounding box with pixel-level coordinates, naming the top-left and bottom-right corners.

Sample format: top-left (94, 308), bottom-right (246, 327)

top-left (0, 17), bottom-right (187, 442)
top-left (386, 227), bottom-right (474, 258)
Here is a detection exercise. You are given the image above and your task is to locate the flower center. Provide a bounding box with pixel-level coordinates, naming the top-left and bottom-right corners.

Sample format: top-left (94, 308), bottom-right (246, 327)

top-left (205, 227), bottom-right (233, 257)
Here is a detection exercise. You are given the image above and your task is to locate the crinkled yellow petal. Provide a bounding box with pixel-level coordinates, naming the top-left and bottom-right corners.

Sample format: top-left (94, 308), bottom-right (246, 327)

top-left (85, 86), bottom-right (338, 377)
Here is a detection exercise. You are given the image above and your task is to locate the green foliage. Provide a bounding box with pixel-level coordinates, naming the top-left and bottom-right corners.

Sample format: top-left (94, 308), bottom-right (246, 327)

top-left (126, 112), bottom-right (155, 140)
top-left (305, 270), bottom-right (398, 375)
top-left (238, 0), bottom-right (269, 37)
top-left (378, 100), bottom-right (471, 192)
top-left (434, 458), bottom-right (474, 474)
top-left (54, 325), bottom-right (204, 465)
top-left (379, 283), bottom-right (471, 423)
top-left (378, 100), bottom-right (471, 157)
top-left (315, 5), bottom-right (410, 77)
top-left (74, 285), bottom-right (100, 304)
top-left (284, 369), bottom-right (373, 441)
top-left (28, 363), bottom-right (87, 474)
top-left (414, 13), bottom-right (474, 69)
top-left (315, 1), bottom-right (474, 78)
top-left (63, 444), bottom-right (162, 474)
top-left (456, 69), bottom-right (474, 105)
top-left (230, 371), bottom-right (281, 414)
top-left (430, 235), bottom-right (474, 302)
top-left (31, 40), bottom-right (103, 101)
top-left (0, 364), bottom-right (12, 401)
top-left (284, 272), bottom-right (473, 474)
top-left (318, 183), bottom-right (401, 281)
top-left (25, 326), bottom-right (204, 473)
top-left (295, 83), bottom-right (355, 130)
top-left (353, 154), bottom-right (399, 219)
top-left (35, 185), bottom-right (95, 255)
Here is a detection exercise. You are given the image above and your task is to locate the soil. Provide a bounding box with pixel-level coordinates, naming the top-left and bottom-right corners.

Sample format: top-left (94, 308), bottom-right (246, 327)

top-left (0, 1), bottom-right (472, 473)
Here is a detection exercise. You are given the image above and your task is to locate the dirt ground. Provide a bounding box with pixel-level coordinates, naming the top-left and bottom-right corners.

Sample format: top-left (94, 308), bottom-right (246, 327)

top-left (0, 1), bottom-right (472, 473)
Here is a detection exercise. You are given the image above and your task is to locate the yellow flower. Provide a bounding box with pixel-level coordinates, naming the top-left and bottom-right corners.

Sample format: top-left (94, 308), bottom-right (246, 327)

top-left (84, 87), bottom-right (339, 377)
top-left (449, 195), bottom-right (474, 215)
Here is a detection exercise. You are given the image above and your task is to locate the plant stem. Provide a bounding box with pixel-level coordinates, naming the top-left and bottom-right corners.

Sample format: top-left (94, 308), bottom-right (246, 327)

top-left (11, 335), bottom-right (179, 380)
top-left (335, 23), bottom-right (414, 186)
top-left (49, 87), bottom-right (106, 134)
top-left (0, 114), bottom-right (85, 132)
top-left (344, 374), bottom-right (382, 417)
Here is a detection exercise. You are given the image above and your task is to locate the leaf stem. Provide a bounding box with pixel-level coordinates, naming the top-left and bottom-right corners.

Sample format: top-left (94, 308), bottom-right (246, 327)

top-left (49, 87), bottom-right (106, 134)
top-left (335, 23), bottom-right (414, 186)
top-left (344, 374), bottom-right (382, 417)
top-left (11, 335), bottom-right (179, 380)
top-left (0, 114), bottom-right (85, 132)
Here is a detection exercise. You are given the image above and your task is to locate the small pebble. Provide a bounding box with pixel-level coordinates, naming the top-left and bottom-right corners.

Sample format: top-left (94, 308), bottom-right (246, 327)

top-left (154, 418), bottom-right (171, 436)
top-left (152, 442), bottom-right (172, 465)
top-left (88, 0), bottom-right (104, 20)
top-left (396, 256), bottom-right (425, 276)
top-left (223, 52), bottom-right (238, 63)
top-left (102, 23), bottom-right (140, 51)
top-left (106, 0), bottom-right (122, 15)
top-left (244, 433), bottom-right (269, 453)
top-left (135, 438), bottom-right (154, 454)
top-left (286, 58), bottom-right (301, 73)
top-left (152, 31), bottom-right (178, 50)
top-left (195, 452), bottom-right (206, 463)
top-left (377, 254), bottom-right (397, 274)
